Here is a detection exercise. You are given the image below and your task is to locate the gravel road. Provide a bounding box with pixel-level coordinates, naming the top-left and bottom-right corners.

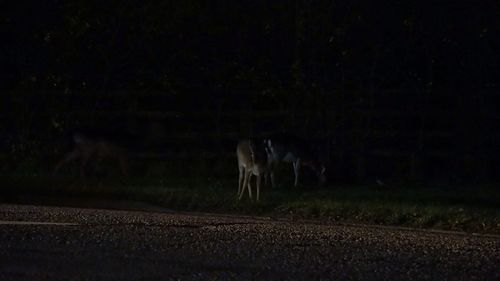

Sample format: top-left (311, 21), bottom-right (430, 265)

top-left (0, 204), bottom-right (498, 280)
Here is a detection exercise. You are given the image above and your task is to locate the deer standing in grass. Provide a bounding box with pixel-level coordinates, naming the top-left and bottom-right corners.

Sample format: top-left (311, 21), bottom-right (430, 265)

top-left (53, 132), bottom-right (129, 177)
top-left (237, 139), bottom-right (269, 201)
top-left (264, 133), bottom-right (326, 187)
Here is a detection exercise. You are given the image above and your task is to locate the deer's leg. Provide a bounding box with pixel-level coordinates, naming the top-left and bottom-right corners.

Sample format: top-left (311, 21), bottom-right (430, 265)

top-left (239, 170), bottom-right (250, 200)
top-left (293, 158), bottom-right (301, 187)
top-left (246, 172), bottom-right (253, 200)
top-left (238, 166), bottom-right (245, 198)
top-left (256, 174), bottom-right (261, 201)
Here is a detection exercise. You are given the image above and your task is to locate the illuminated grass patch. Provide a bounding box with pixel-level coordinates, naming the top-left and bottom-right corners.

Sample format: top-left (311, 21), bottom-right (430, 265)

top-left (1, 174), bottom-right (499, 234)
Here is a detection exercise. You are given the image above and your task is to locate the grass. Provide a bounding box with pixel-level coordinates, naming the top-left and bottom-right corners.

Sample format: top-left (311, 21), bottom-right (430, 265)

top-left (1, 173), bottom-right (499, 235)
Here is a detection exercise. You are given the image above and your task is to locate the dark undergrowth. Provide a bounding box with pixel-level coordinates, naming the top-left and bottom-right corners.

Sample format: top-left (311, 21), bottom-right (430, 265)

top-left (1, 173), bottom-right (499, 235)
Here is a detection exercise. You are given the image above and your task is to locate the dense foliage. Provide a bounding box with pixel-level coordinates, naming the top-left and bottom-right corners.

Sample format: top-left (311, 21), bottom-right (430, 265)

top-left (3, 1), bottom-right (500, 92)
top-left (2, 1), bottom-right (499, 183)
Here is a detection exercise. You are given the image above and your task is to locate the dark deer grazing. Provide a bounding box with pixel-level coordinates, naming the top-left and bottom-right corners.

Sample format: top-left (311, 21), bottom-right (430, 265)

top-left (236, 139), bottom-right (269, 201)
top-left (264, 134), bottom-right (326, 187)
top-left (53, 131), bottom-right (129, 177)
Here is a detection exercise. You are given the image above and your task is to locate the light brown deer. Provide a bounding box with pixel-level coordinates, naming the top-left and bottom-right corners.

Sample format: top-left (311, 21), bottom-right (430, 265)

top-left (236, 139), bottom-right (269, 201)
top-left (53, 132), bottom-right (128, 177)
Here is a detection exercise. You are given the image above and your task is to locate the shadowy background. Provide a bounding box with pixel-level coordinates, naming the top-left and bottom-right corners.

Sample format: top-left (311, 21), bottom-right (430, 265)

top-left (2, 1), bottom-right (499, 185)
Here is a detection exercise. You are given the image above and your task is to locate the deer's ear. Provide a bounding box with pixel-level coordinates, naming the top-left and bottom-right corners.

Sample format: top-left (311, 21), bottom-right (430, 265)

top-left (321, 166), bottom-right (326, 174)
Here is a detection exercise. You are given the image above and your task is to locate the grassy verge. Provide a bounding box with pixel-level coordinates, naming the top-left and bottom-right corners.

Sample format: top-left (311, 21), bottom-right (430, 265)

top-left (1, 174), bottom-right (499, 234)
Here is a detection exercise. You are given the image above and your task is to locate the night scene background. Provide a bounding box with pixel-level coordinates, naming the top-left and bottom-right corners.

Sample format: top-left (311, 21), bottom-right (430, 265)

top-left (1, 1), bottom-right (499, 231)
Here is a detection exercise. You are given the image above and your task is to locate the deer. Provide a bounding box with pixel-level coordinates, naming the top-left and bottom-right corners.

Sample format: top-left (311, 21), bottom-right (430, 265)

top-left (236, 139), bottom-right (270, 201)
top-left (53, 131), bottom-right (129, 177)
top-left (264, 133), bottom-right (326, 187)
